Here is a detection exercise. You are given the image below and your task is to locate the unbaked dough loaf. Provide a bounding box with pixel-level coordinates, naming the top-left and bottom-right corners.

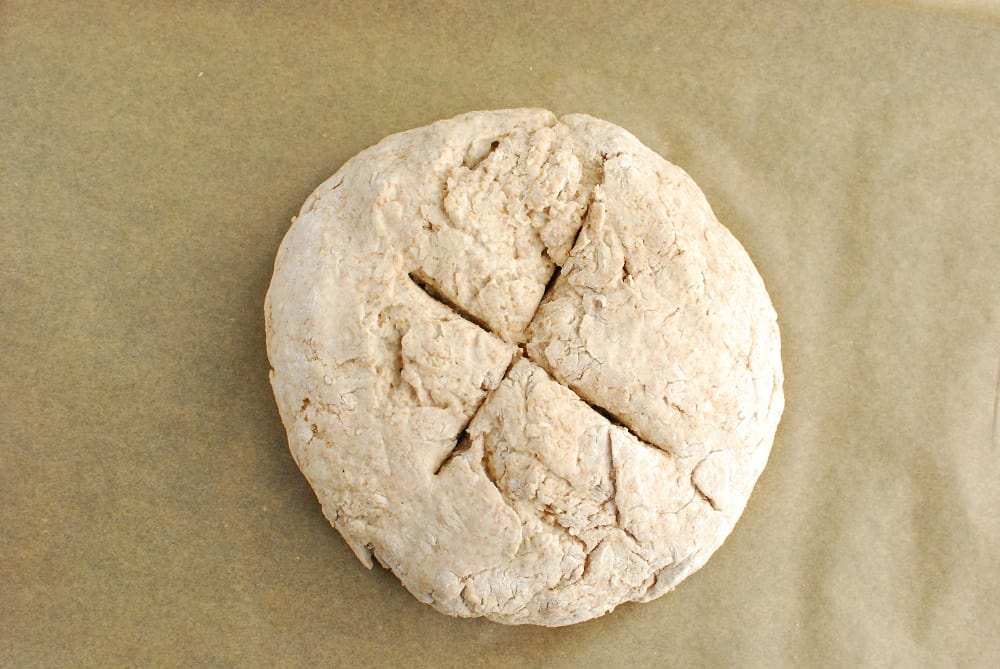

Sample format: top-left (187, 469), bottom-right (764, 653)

top-left (265, 109), bottom-right (784, 626)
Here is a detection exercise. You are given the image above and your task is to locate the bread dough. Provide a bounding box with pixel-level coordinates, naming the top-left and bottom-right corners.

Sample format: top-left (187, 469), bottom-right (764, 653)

top-left (264, 109), bottom-right (784, 626)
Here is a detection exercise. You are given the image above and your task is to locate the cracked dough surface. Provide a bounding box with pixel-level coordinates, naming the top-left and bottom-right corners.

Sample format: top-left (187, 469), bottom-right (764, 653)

top-left (264, 109), bottom-right (784, 626)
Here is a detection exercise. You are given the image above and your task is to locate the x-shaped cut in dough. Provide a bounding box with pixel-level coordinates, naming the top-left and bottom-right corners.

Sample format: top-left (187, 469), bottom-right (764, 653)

top-left (409, 255), bottom-right (653, 477)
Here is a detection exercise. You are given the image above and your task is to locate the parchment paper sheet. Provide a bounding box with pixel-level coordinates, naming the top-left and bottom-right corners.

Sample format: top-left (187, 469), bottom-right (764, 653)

top-left (3, 2), bottom-right (998, 666)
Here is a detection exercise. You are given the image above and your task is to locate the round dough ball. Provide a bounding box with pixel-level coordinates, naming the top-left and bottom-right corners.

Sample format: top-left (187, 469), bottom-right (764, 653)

top-left (265, 109), bottom-right (784, 626)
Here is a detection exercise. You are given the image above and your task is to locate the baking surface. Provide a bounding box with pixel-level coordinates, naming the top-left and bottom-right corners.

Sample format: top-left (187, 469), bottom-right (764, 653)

top-left (2, 1), bottom-right (998, 666)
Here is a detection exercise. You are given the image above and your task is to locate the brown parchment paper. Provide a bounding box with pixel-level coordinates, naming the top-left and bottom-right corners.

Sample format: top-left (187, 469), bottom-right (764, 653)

top-left (3, 1), bottom-right (998, 666)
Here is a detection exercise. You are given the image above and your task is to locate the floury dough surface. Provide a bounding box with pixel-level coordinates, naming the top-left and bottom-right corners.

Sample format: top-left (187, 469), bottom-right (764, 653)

top-left (264, 109), bottom-right (784, 626)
